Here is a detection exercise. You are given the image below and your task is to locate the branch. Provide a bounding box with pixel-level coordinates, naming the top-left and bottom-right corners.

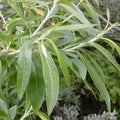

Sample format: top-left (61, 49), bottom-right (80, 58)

top-left (20, 106), bottom-right (33, 120)
top-left (0, 12), bottom-right (16, 24)
top-left (31, 0), bottom-right (58, 37)
top-left (0, 50), bottom-right (20, 59)
top-left (97, 13), bottom-right (120, 32)
top-left (0, 12), bottom-right (16, 23)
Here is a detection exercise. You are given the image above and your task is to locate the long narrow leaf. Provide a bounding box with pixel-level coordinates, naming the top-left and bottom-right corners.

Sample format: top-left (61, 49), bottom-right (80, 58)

top-left (5, 18), bottom-right (24, 34)
top-left (59, 3), bottom-right (89, 23)
top-left (62, 52), bottom-right (96, 97)
top-left (17, 40), bottom-right (33, 99)
top-left (27, 53), bottom-right (45, 111)
top-left (9, 105), bottom-right (17, 120)
top-left (49, 40), bottom-right (70, 88)
top-left (86, 53), bottom-right (105, 81)
top-left (91, 0), bottom-right (99, 8)
top-left (7, 1), bottom-right (24, 19)
top-left (56, 24), bottom-right (96, 31)
top-left (0, 60), bottom-right (2, 88)
top-left (100, 37), bottom-right (120, 55)
top-left (36, 111), bottom-right (50, 120)
top-left (59, 3), bottom-right (98, 36)
top-left (39, 43), bottom-right (59, 115)
top-left (79, 54), bottom-right (111, 112)
top-left (0, 98), bottom-right (9, 117)
top-left (72, 59), bottom-right (87, 80)
top-left (90, 43), bottom-right (120, 72)
top-left (81, 2), bottom-right (101, 30)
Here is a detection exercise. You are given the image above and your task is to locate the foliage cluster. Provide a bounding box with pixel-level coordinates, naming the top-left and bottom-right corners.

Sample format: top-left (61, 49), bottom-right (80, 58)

top-left (0, 0), bottom-right (120, 119)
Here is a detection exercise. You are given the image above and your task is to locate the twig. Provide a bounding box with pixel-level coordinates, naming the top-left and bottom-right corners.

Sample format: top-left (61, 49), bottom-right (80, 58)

top-left (0, 13), bottom-right (6, 24)
top-left (31, 0), bottom-right (58, 37)
top-left (20, 106), bottom-right (33, 120)
top-left (0, 12), bottom-right (16, 23)
top-left (0, 50), bottom-right (20, 59)
top-left (97, 13), bottom-right (120, 32)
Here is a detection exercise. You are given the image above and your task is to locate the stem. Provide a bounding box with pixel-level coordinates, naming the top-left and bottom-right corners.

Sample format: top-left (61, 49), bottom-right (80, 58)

top-left (0, 13), bottom-right (6, 24)
top-left (0, 50), bottom-right (20, 59)
top-left (31, 0), bottom-right (58, 37)
top-left (0, 12), bottom-right (16, 23)
top-left (97, 13), bottom-right (120, 32)
top-left (20, 106), bottom-right (33, 120)
top-left (64, 37), bottom-right (98, 51)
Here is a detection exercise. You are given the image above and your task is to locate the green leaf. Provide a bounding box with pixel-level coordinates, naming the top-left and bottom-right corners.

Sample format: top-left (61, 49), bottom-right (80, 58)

top-left (9, 105), bottom-right (17, 120)
top-left (39, 44), bottom-right (59, 115)
top-left (0, 33), bottom-right (16, 43)
top-left (91, 0), bottom-right (99, 8)
top-left (100, 37), bottom-right (120, 55)
top-left (49, 40), bottom-right (70, 88)
top-left (72, 58), bottom-right (95, 95)
top-left (8, 1), bottom-right (24, 19)
top-left (72, 59), bottom-right (87, 80)
top-left (27, 53), bottom-right (45, 111)
top-left (79, 54), bottom-right (111, 112)
top-left (60, 0), bottom-right (72, 6)
top-left (61, 52), bottom-right (79, 77)
top-left (12, 0), bottom-right (40, 2)
top-left (0, 51), bottom-right (9, 58)
top-left (0, 98), bottom-right (9, 116)
top-left (105, 8), bottom-right (110, 30)
top-left (0, 60), bottom-right (2, 88)
top-left (5, 18), bottom-right (24, 34)
top-left (25, 93), bottom-right (31, 112)
top-left (86, 53), bottom-right (105, 81)
top-left (17, 40), bottom-right (33, 100)
top-left (59, 3), bottom-right (89, 24)
top-left (59, 3), bottom-right (98, 36)
top-left (62, 52), bottom-right (95, 96)
top-left (12, 0), bottom-right (47, 6)
top-left (56, 24), bottom-right (96, 31)
top-left (90, 43), bottom-right (120, 72)
top-left (36, 111), bottom-right (50, 120)
top-left (81, 2), bottom-right (101, 30)
top-left (8, 63), bottom-right (17, 85)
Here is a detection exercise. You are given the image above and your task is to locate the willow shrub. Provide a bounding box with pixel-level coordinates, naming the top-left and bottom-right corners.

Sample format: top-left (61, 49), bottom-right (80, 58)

top-left (0, 0), bottom-right (120, 119)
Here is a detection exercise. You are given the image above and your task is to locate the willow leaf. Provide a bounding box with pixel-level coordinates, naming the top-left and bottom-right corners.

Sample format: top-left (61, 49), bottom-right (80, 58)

top-left (17, 40), bottom-right (33, 100)
top-left (62, 53), bottom-right (95, 96)
top-left (49, 40), bottom-right (70, 88)
top-left (27, 53), bottom-right (45, 111)
top-left (36, 111), bottom-right (50, 120)
top-left (90, 43), bottom-right (120, 72)
top-left (39, 44), bottom-right (59, 115)
top-left (8, 1), bottom-right (24, 19)
top-left (72, 59), bottom-right (87, 80)
top-left (91, 0), bottom-right (99, 8)
top-left (100, 38), bottom-right (120, 55)
top-left (0, 98), bottom-right (9, 117)
top-left (80, 54), bottom-right (111, 112)
top-left (59, 3), bottom-right (98, 36)
top-left (86, 53), bottom-right (105, 81)
top-left (81, 2), bottom-right (101, 30)
top-left (9, 105), bottom-right (17, 120)
top-left (56, 24), bottom-right (96, 31)
top-left (5, 18), bottom-right (24, 34)
top-left (0, 60), bottom-right (2, 88)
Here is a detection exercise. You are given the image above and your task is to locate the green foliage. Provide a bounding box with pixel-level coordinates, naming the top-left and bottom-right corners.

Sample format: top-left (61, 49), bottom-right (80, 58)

top-left (0, 0), bottom-right (120, 119)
